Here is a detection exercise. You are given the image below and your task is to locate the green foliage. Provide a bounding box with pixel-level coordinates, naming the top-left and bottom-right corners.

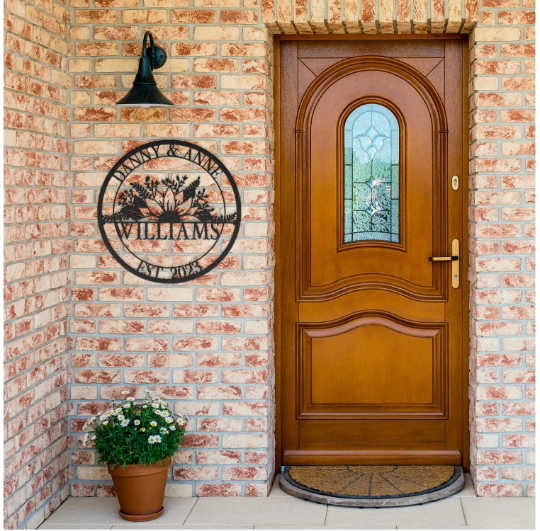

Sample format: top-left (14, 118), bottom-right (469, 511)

top-left (82, 390), bottom-right (187, 468)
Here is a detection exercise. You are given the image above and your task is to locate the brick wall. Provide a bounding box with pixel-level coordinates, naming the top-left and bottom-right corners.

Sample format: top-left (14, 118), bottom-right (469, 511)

top-left (4, 0), bottom-right (72, 528)
top-left (468, 0), bottom-right (535, 497)
top-left (67, 1), bottom-right (276, 498)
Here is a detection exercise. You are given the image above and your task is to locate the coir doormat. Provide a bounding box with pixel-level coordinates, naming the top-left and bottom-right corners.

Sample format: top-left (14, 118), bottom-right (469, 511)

top-left (280, 465), bottom-right (464, 507)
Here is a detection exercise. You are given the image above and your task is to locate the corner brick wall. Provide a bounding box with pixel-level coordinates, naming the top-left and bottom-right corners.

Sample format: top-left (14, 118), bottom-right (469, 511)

top-left (4, 0), bottom-right (72, 528)
top-left (67, 1), bottom-right (275, 498)
top-left (468, 0), bottom-right (535, 497)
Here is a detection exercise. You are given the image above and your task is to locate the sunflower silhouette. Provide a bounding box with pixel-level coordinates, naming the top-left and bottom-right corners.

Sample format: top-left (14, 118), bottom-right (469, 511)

top-left (109, 175), bottom-right (215, 223)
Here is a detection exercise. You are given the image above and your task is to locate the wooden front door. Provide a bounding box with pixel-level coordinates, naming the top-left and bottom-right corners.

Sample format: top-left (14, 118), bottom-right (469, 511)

top-left (278, 38), bottom-right (467, 465)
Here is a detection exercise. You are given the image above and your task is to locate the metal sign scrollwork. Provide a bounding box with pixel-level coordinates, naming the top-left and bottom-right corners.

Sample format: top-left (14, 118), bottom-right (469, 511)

top-left (97, 140), bottom-right (241, 283)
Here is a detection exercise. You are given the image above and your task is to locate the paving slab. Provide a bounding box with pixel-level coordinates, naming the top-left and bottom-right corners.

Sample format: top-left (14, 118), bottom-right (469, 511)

top-left (39, 526), bottom-right (113, 530)
top-left (461, 497), bottom-right (535, 529)
top-left (269, 474), bottom-right (292, 497)
top-left (184, 497), bottom-right (327, 527)
top-left (38, 497), bottom-right (197, 528)
top-left (325, 497), bottom-right (466, 528)
top-left (455, 474), bottom-right (475, 497)
top-left (396, 527), bottom-right (468, 529)
top-left (37, 483), bottom-right (534, 530)
top-left (111, 522), bottom-right (253, 531)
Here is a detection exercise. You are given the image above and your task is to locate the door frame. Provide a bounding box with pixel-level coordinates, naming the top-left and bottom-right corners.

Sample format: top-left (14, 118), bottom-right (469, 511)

top-left (273, 34), bottom-right (471, 474)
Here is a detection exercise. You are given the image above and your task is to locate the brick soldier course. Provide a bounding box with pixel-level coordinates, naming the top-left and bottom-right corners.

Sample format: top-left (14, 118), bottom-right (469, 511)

top-left (3, 0), bottom-right (535, 528)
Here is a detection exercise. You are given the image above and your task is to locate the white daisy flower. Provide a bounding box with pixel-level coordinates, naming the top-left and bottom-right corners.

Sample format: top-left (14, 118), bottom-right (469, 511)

top-left (121, 391), bottom-right (129, 395)
top-left (134, 420), bottom-right (140, 426)
top-left (115, 408), bottom-right (122, 414)
top-left (121, 419), bottom-right (129, 427)
top-left (148, 435), bottom-right (156, 444)
top-left (83, 433), bottom-right (89, 447)
top-left (140, 427), bottom-right (146, 432)
top-left (118, 414), bottom-right (125, 421)
top-left (103, 421), bottom-right (108, 426)
top-left (127, 397), bottom-right (135, 402)
top-left (152, 403), bottom-right (160, 409)
top-left (142, 405), bottom-right (148, 409)
top-left (123, 403), bottom-right (130, 408)
top-left (150, 421), bottom-right (157, 427)
top-left (91, 435), bottom-right (96, 440)
top-left (155, 435), bottom-right (162, 443)
top-left (100, 414), bottom-right (108, 421)
top-left (165, 417), bottom-right (173, 424)
top-left (177, 418), bottom-right (185, 425)
top-left (170, 426), bottom-right (176, 431)
top-left (160, 427), bottom-right (168, 434)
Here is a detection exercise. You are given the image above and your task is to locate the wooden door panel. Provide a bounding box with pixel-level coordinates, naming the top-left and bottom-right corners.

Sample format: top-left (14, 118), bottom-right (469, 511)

top-left (312, 333), bottom-right (434, 404)
top-left (280, 39), bottom-right (464, 465)
top-left (298, 314), bottom-right (447, 419)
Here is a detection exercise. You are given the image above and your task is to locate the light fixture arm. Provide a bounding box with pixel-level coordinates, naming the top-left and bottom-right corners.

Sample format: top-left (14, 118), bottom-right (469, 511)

top-left (142, 31), bottom-right (154, 58)
top-left (142, 31), bottom-right (167, 70)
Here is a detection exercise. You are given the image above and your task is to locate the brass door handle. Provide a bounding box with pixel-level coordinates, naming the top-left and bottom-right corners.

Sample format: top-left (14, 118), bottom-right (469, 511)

top-left (429, 239), bottom-right (459, 288)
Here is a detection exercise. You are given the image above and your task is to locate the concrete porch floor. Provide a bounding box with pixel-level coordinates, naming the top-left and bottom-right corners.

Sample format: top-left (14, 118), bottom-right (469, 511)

top-left (38, 474), bottom-right (534, 529)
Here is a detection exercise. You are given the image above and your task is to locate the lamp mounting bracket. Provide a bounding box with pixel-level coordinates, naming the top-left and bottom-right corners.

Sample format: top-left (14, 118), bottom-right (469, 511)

top-left (148, 45), bottom-right (167, 70)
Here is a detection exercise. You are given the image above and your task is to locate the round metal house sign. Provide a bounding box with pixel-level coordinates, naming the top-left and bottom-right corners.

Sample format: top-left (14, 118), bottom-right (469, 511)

top-left (98, 140), bottom-right (241, 283)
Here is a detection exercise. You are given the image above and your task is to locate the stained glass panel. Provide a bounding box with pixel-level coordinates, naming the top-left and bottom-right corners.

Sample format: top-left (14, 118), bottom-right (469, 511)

top-left (343, 104), bottom-right (400, 243)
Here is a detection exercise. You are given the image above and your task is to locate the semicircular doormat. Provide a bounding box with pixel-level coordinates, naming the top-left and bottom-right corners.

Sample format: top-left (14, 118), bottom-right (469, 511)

top-left (280, 465), bottom-right (464, 507)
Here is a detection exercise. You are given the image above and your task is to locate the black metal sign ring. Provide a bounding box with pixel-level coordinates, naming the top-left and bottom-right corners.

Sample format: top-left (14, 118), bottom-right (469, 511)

top-left (97, 140), bottom-right (241, 283)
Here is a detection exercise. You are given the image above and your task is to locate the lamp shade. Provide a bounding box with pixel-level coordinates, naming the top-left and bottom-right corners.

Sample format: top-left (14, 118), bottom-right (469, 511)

top-left (117, 56), bottom-right (173, 107)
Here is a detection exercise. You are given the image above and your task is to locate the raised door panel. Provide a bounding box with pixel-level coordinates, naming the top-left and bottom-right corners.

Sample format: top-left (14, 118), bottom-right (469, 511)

top-left (298, 313), bottom-right (448, 419)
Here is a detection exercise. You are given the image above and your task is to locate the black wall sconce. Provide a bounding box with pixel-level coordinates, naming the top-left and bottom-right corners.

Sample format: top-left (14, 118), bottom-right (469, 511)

top-left (117, 31), bottom-right (173, 107)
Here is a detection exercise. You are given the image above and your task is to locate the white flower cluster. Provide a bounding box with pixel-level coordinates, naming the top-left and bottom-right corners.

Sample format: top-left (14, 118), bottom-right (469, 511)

top-left (81, 388), bottom-right (188, 448)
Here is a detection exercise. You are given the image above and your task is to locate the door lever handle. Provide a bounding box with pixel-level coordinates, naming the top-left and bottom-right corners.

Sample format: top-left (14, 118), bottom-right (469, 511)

top-left (429, 239), bottom-right (459, 288)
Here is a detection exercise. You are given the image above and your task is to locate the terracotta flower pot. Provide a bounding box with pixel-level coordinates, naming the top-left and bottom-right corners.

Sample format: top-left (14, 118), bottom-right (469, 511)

top-left (108, 457), bottom-right (171, 522)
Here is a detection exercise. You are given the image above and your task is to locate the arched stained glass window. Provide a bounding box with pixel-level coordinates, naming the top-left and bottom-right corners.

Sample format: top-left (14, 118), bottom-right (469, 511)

top-left (344, 103), bottom-right (400, 243)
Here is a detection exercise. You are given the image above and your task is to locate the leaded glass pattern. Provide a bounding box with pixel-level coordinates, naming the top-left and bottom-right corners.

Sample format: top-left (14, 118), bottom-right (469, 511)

top-left (344, 103), bottom-right (400, 243)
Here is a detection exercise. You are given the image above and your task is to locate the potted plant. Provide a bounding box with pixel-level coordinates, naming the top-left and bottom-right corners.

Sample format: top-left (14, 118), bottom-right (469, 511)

top-left (82, 389), bottom-right (187, 522)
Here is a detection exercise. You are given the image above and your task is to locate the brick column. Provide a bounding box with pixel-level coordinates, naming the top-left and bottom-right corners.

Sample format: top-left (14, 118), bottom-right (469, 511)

top-left (468, 0), bottom-right (535, 497)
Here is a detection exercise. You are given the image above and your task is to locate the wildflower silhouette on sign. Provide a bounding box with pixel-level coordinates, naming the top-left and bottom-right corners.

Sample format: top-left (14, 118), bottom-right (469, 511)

top-left (103, 175), bottom-right (237, 225)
